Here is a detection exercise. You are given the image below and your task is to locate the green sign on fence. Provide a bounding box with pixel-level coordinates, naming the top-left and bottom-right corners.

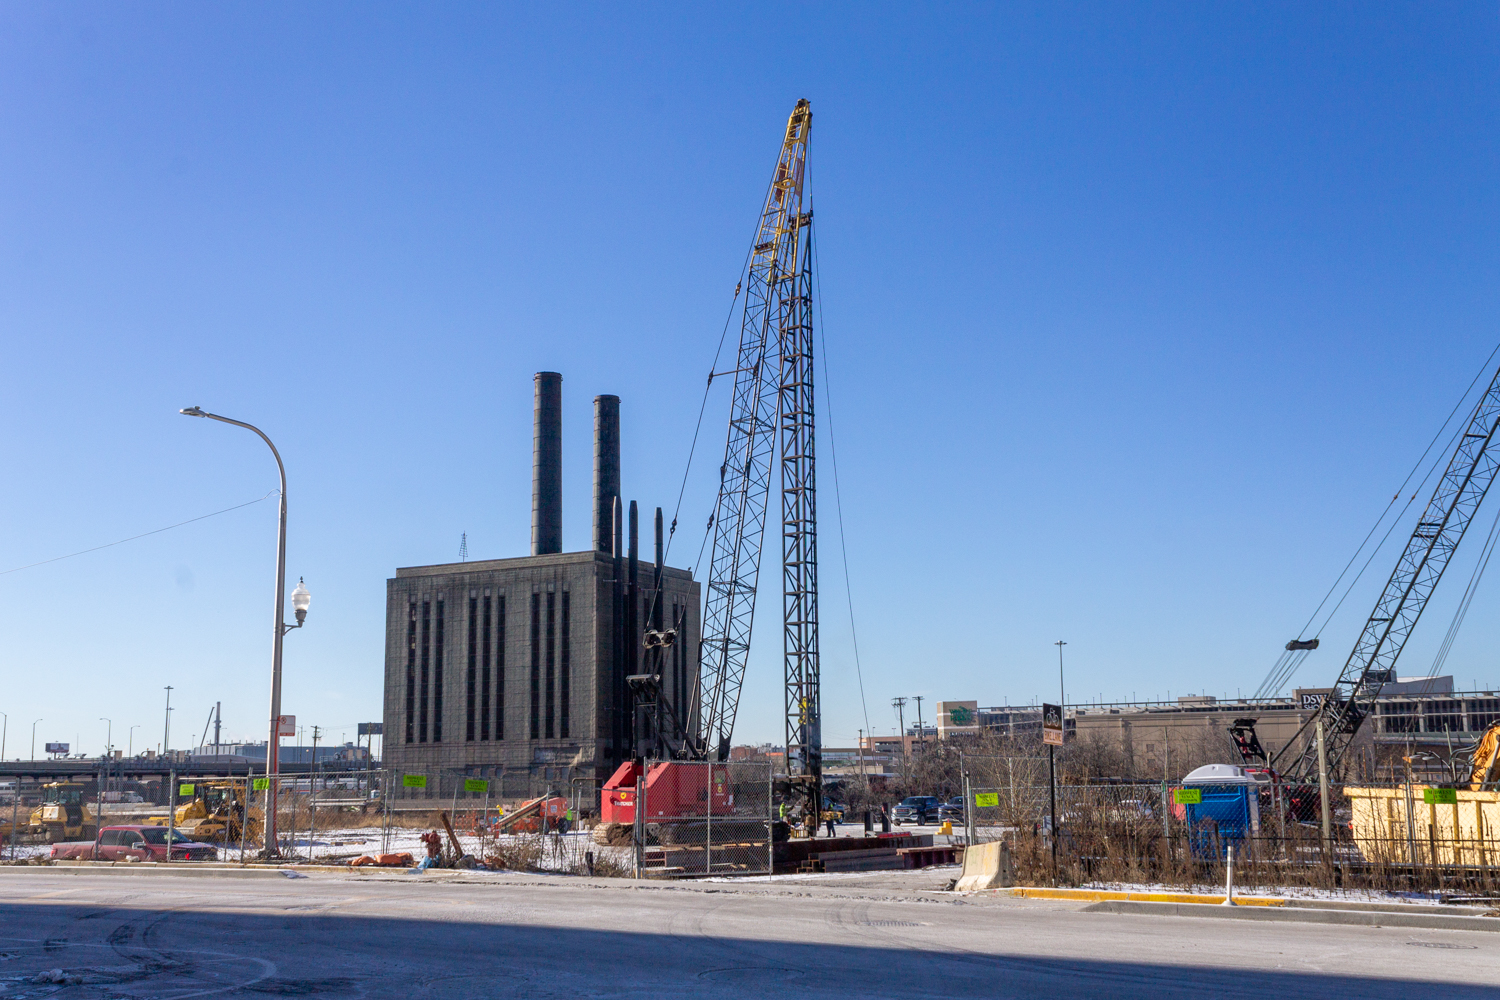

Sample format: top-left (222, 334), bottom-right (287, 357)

top-left (252, 777), bottom-right (270, 791)
top-left (178, 784), bottom-right (195, 796)
top-left (403, 774), bottom-right (428, 789)
top-left (464, 779), bottom-right (488, 794)
top-left (1173, 788), bottom-right (1202, 805)
top-left (1423, 787), bottom-right (1459, 805)
top-left (974, 792), bottom-right (1000, 808)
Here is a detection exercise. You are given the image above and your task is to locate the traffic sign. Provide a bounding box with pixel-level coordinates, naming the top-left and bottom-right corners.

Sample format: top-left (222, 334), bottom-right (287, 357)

top-left (1042, 703), bottom-right (1064, 746)
top-left (276, 715), bottom-right (296, 737)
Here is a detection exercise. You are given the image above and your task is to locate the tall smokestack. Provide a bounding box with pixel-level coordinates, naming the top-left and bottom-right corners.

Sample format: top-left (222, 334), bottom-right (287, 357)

top-left (593, 395), bottom-right (620, 552)
top-left (531, 372), bottom-right (563, 555)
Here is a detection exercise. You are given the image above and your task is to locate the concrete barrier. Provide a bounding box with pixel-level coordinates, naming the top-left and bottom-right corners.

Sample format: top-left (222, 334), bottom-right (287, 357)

top-left (955, 840), bottom-right (1013, 891)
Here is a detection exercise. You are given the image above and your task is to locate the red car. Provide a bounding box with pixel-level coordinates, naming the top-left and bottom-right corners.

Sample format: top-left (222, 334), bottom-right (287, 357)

top-left (50, 825), bottom-right (218, 862)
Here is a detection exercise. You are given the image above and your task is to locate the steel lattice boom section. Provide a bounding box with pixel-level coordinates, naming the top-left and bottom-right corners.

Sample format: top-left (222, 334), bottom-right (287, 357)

top-left (781, 220), bottom-right (819, 785)
top-left (697, 100), bottom-right (813, 760)
top-left (1273, 362), bottom-right (1500, 783)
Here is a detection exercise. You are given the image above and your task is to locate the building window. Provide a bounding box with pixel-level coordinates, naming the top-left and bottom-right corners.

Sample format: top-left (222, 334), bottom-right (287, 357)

top-left (530, 593), bottom-right (541, 740)
top-left (466, 596), bottom-right (478, 742)
top-left (434, 599), bottom-right (445, 743)
top-left (545, 591), bottom-right (556, 739)
top-left (560, 590), bottom-right (571, 739)
top-left (405, 602), bottom-right (417, 744)
top-left (419, 600), bottom-right (431, 743)
top-left (480, 595), bottom-right (492, 742)
top-left (496, 595), bottom-right (506, 741)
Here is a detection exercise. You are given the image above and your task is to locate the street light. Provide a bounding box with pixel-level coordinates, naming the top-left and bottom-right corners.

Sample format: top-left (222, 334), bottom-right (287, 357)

top-left (31, 719), bottom-right (42, 761)
top-left (128, 725), bottom-right (139, 758)
top-left (1, 712), bottom-right (6, 762)
top-left (100, 718), bottom-right (112, 757)
top-left (180, 405), bottom-right (310, 858)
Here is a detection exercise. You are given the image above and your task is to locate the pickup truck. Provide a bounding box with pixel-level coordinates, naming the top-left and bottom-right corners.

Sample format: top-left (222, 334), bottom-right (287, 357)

top-left (50, 824), bottom-right (218, 862)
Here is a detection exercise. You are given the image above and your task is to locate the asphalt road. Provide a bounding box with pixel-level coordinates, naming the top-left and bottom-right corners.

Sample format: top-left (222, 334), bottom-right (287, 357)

top-left (1, 867), bottom-right (1496, 999)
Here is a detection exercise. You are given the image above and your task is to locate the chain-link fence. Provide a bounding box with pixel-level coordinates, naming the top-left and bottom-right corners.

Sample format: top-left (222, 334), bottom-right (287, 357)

top-left (628, 760), bottom-right (773, 878)
top-left (955, 765), bottom-right (1500, 892)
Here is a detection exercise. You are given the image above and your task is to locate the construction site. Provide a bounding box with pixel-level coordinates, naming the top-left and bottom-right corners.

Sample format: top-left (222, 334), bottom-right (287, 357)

top-left (0, 96), bottom-right (1497, 906)
top-left (8, 8), bottom-right (1500, 992)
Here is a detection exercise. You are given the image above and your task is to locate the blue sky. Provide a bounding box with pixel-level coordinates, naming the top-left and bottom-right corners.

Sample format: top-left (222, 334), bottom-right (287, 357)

top-left (1, 3), bottom-right (1498, 757)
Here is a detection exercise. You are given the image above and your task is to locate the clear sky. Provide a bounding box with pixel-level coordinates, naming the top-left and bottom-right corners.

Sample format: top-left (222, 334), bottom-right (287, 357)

top-left (2, 3), bottom-right (1498, 758)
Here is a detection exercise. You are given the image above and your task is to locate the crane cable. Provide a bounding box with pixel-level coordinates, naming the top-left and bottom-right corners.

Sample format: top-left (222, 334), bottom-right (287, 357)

top-left (1422, 499), bottom-right (1500, 685)
top-left (648, 165), bottom-right (779, 736)
top-left (1254, 341), bottom-right (1500, 699)
top-left (811, 209), bottom-right (873, 741)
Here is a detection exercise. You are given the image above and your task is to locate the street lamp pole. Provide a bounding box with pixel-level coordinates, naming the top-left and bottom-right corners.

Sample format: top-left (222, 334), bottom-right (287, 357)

top-left (1055, 640), bottom-right (1067, 713)
top-left (1, 713), bottom-right (6, 762)
top-left (100, 718), bottom-right (112, 758)
top-left (180, 406), bottom-right (309, 858)
top-left (163, 686), bottom-right (173, 754)
top-left (31, 719), bottom-right (42, 761)
top-left (128, 725), bottom-right (139, 758)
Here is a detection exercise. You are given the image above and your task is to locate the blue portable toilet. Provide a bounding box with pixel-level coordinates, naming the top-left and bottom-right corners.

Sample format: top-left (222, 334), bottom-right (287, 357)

top-left (1179, 764), bottom-right (1266, 859)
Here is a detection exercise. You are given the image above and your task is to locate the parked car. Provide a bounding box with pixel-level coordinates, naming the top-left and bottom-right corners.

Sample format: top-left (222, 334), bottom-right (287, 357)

top-left (50, 825), bottom-right (218, 862)
top-left (892, 796), bottom-right (942, 826)
top-left (938, 796), bottom-right (966, 823)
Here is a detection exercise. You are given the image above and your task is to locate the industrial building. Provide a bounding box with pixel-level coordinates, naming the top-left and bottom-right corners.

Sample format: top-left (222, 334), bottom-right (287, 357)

top-left (379, 373), bottom-right (700, 801)
top-left (895, 679), bottom-right (1500, 779)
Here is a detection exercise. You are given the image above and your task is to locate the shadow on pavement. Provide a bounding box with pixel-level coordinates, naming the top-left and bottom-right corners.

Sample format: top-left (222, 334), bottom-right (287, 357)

top-left (0, 900), bottom-right (1489, 999)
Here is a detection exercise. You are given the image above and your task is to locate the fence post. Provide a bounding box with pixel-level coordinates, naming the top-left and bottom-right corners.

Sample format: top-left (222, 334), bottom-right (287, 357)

top-left (633, 774), bottom-right (645, 879)
top-left (963, 770), bottom-right (975, 846)
top-left (767, 763), bottom-right (774, 877)
top-left (1316, 717), bottom-right (1333, 861)
top-left (167, 769), bottom-right (176, 865)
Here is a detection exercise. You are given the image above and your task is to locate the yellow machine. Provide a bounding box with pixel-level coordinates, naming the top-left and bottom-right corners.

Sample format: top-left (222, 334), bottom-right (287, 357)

top-left (147, 781), bottom-right (261, 844)
top-left (28, 782), bottom-right (96, 843)
top-left (1468, 721), bottom-right (1500, 790)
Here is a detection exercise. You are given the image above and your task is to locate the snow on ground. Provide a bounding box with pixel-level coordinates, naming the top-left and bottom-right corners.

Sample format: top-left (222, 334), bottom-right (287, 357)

top-left (1078, 880), bottom-right (1465, 905)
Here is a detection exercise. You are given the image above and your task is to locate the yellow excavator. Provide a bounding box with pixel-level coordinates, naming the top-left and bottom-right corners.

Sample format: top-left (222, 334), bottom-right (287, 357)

top-left (146, 781), bottom-right (261, 844)
top-left (28, 781), bottom-right (96, 843)
top-left (1468, 721), bottom-right (1500, 790)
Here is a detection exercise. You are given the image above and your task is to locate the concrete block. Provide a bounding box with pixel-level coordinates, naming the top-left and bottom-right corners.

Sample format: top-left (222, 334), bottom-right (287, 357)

top-left (955, 840), bottom-right (1013, 891)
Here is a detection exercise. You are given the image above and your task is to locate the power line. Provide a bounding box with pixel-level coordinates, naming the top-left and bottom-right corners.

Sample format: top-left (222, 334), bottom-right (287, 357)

top-left (0, 491), bottom-right (279, 578)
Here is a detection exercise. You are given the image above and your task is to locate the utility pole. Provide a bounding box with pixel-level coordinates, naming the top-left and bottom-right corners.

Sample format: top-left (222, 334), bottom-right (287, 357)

top-left (891, 698), bottom-right (908, 780)
top-left (913, 696), bottom-right (926, 748)
top-left (213, 702), bottom-right (222, 753)
top-left (163, 686), bottom-right (173, 755)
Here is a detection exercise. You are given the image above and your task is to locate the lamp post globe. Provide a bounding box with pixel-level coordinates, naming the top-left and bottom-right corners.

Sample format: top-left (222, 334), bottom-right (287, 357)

top-left (291, 579), bottom-right (311, 626)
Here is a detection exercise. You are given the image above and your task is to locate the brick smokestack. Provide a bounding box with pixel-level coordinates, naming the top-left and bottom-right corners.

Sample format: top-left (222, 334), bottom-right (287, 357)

top-left (531, 372), bottom-right (563, 555)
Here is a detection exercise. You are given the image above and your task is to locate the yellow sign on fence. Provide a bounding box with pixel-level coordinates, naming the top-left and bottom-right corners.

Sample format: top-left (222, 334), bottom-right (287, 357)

top-left (1173, 788), bottom-right (1202, 805)
top-left (1423, 787), bottom-right (1459, 805)
top-left (252, 777), bottom-right (270, 791)
top-left (178, 784), bottom-right (195, 796)
top-left (403, 775), bottom-right (427, 789)
top-left (463, 779), bottom-right (488, 793)
top-left (974, 792), bottom-right (1000, 808)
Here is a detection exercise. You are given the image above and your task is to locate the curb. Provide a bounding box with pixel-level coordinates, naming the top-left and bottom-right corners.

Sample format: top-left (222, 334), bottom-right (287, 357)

top-left (1, 864), bottom-right (346, 879)
top-left (1083, 899), bottom-right (1500, 932)
top-left (1000, 887), bottom-right (1284, 907)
